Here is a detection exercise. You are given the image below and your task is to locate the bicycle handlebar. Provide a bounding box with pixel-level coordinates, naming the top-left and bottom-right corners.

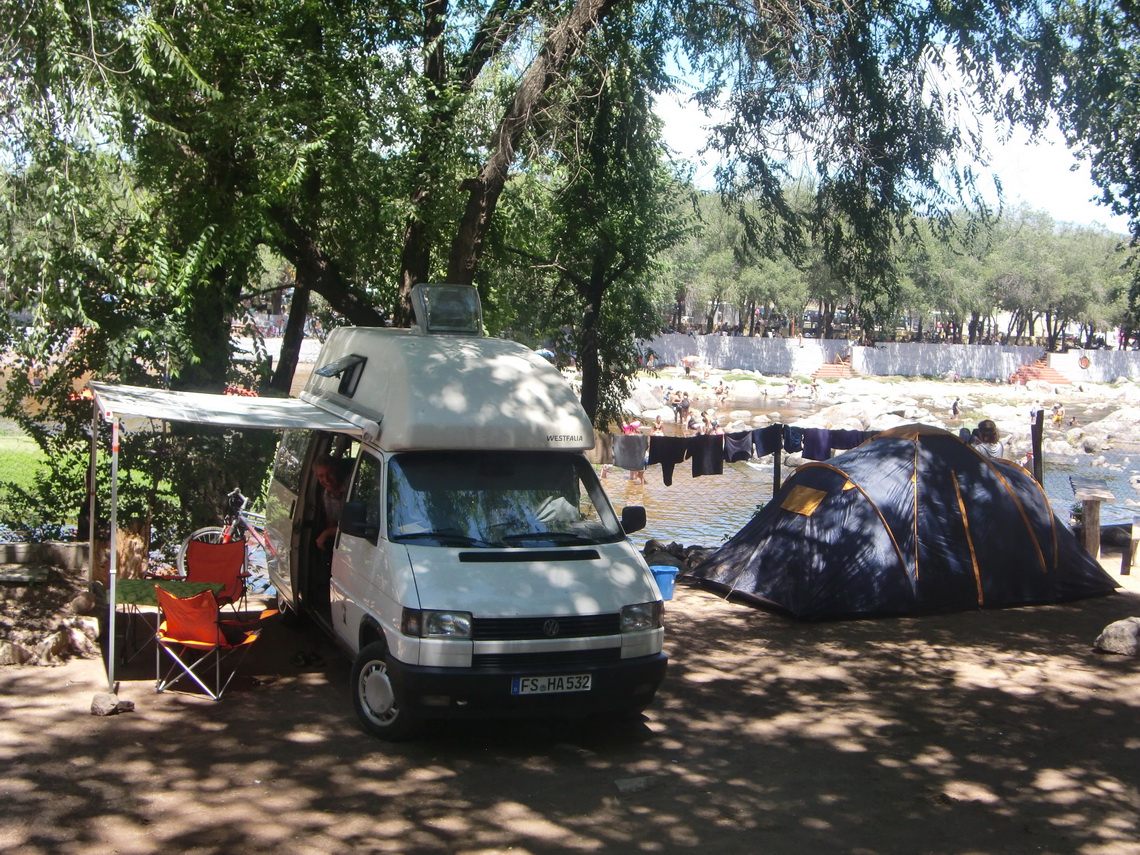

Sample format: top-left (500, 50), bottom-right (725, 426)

top-left (226, 487), bottom-right (247, 514)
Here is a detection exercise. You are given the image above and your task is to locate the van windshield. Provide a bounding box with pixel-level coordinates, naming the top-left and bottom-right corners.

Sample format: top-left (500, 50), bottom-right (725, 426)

top-left (387, 452), bottom-right (624, 548)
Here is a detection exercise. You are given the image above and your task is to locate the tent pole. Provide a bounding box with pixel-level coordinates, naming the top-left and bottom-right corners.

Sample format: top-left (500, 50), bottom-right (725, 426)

top-left (106, 418), bottom-right (120, 693)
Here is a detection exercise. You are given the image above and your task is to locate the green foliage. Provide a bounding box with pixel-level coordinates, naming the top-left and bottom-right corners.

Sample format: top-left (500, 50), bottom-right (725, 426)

top-left (0, 435), bottom-right (42, 492)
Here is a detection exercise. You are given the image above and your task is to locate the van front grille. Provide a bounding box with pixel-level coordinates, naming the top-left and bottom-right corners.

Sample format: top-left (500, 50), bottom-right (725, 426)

top-left (472, 648), bottom-right (621, 670)
top-left (472, 614), bottom-right (620, 640)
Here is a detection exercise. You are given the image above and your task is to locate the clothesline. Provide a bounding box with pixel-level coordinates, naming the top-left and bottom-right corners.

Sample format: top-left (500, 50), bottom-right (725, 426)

top-left (609, 425), bottom-right (875, 487)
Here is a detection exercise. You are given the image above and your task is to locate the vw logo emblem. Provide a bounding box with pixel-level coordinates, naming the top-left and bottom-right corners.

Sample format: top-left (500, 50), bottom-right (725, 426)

top-left (543, 619), bottom-right (560, 637)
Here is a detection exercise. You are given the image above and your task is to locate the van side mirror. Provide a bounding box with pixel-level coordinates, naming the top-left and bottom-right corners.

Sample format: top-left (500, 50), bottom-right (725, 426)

top-left (621, 505), bottom-right (646, 534)
top-left (341, 501), bottom-right (379, 544)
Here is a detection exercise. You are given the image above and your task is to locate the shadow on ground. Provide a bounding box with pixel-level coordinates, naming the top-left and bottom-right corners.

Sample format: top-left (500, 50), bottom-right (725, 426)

top-left (2, 579), bottom-right (1139, 854)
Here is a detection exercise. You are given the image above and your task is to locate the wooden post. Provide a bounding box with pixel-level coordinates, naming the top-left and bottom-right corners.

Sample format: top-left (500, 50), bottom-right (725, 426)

top-left (1123, 516), bottom-right (1138, 576)
top-left (1032, 410), bottom-right (1044, 483)
top-left (1070, 476), bottom-right (1114, 561)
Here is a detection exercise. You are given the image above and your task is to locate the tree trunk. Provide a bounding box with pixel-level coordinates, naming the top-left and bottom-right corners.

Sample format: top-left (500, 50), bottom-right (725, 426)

top-left (271, 208), bottom-right (386, 327)
top-left (395, 0), bottom-right (450, 326)
top-left (270, 285), bottom-right (311, 394)
top-left (441, 0), bottom-right (620, 289)
top-left (578, 298), bottom-right (603, 426)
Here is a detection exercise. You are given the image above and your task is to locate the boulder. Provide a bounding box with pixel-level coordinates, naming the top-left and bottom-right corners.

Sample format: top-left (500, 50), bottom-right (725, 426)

top-left (1094, 617), bottom-right (1140, 656)
top-left (0, 640), bottom-right (35, 665)
top-left (91, 693), bottom-right (135, 716)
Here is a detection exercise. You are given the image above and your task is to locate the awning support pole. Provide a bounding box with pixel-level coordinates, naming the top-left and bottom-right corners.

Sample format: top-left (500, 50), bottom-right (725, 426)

top-left (106, 418), bottom-right (120, 693)
top-left (89, 403), bottom-right (97, 584)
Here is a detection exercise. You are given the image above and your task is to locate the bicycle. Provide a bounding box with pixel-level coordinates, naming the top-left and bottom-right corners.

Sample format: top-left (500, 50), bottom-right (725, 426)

top-left (177, 487), bottom-right (278, 587)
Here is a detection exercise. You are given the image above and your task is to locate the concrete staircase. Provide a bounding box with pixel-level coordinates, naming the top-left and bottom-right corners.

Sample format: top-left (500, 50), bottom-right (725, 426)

top-left (1011, 357), bottom-right (1072, 386)
top-left (812, 361), bottom-right (855, 379)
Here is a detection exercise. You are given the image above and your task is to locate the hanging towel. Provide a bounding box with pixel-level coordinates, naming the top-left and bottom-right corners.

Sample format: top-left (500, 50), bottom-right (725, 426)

top-left (648, 435), bottom-right (690, 486)
top-left (612, 434), bottom-right (648, 471)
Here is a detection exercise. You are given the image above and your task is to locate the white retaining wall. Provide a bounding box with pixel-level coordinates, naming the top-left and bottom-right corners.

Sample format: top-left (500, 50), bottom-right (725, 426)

top-left (645, 333), bottom-right (1140, 383)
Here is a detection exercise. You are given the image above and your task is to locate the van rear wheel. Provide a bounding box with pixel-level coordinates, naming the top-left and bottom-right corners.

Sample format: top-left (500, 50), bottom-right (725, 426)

top-left (350, 642), bottom-right (420, 741)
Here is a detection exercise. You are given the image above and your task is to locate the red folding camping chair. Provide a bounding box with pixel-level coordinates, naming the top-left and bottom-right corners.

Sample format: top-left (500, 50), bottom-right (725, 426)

top-left (154, 585), bottom-right (275, 700)
top-left (183, 538), bottom-right (247, 612)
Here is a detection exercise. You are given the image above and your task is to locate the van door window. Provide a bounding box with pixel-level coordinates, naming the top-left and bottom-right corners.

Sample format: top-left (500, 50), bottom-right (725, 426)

top-left (345, 453), bottom-right (382, 544)
top-left (273, 430), bottom-right (311, 494)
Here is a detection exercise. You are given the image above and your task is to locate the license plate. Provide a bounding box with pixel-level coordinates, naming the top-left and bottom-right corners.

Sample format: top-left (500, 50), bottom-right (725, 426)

top-left (511, 674), bottom-right (592, 695)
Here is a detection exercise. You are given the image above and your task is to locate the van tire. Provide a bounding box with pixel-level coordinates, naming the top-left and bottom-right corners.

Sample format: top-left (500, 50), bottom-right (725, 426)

top-left (350, 642), bottom-right (420, 741)
top-left (275, 593), bottom-right (303, 627)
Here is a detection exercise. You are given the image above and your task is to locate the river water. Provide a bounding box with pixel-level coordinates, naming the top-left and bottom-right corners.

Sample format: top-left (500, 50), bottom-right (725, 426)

top-left (600, 398), bottom-right (1140, 551)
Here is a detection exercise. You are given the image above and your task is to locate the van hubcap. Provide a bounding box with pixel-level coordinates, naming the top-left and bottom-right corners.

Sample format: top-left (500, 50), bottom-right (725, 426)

top-left (360, 662), bottom-right (397, 724)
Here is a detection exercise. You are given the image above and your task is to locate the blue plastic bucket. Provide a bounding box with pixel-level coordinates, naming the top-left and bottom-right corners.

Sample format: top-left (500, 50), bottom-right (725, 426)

top-left (649, 565), bottom-right (679, 600)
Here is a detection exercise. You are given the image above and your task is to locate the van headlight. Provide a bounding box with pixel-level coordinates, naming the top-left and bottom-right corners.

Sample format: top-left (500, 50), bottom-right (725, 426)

top-left (401, 609), bottom-right (473, 638)
top-left (620, 601), bottom-right (664, 632)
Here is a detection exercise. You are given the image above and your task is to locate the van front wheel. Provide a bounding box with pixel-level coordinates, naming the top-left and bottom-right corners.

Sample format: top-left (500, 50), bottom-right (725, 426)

top-left (350, 642), bottom-right (419, 741)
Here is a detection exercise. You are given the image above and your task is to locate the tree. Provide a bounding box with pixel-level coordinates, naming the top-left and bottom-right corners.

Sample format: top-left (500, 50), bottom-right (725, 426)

top-left (496, 9), bottom-right (694, 427)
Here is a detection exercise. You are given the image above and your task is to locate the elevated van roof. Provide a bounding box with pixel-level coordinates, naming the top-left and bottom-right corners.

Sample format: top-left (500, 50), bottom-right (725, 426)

top-left (302, 327), bottom-right (595, 452)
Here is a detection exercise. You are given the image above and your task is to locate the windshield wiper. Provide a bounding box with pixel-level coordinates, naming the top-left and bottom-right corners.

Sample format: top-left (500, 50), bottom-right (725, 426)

top-left (394, 531), bottom-right (494, 547)
top-left (498, 531), bottom-right (593, 546)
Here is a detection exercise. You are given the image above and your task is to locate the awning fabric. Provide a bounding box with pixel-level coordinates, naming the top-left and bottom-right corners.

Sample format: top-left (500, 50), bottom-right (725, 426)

top-left (89, 382), bottom-right (363, 434)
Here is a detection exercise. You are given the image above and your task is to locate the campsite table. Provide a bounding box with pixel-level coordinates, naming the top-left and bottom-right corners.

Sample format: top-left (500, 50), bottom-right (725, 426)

top-left (116, 579), bottom-right (225, 608)
top-left (1070, 476), bottom-right (1114, 560)
top-left (114, 580), bottom-right (226, 662)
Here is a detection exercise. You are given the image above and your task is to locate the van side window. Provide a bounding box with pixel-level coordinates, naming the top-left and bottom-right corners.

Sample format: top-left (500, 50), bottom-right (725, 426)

top-left (273, 430), bottom-right (311, 494)
top-left (349, 453), bottom-right (383, 538)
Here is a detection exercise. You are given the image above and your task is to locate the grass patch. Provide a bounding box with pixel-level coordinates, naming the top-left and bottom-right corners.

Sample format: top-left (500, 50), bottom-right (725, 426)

top-left (0, 435), bottom-right (44, 492)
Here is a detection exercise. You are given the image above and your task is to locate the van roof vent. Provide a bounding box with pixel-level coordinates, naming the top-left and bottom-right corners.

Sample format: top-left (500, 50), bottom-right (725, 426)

top-left (410, 283), bottom-right (483, 336)
top-left (314, 354), bottom-right (367, 397)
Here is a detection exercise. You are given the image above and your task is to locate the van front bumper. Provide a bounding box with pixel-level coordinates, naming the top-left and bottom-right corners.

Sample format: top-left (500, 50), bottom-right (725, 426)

top-left (389, 653), bottom-right (668, 720)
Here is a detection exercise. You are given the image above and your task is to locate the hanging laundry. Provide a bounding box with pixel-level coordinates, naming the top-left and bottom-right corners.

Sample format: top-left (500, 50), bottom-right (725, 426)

top-left (723, 430), bottom-right (754, 462)
top-left (752, 424), bottom-right (783, 457)
top-left (687, 434), bottom-right (725, 477)
top-left (782, 424), bottom-right (804, 453)
top-left (648, 435), bottom-right (689, 486)
top-left (801, 428), bottom-right (831, 461)
top-left (612, 434), bottom-right (648, 471)
top-left (829, 429), bottom-right (866, 450)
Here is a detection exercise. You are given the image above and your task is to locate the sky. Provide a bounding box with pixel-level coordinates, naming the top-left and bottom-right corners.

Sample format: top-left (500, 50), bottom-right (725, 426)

top-left (656, 94), bottom-right (1132, 236)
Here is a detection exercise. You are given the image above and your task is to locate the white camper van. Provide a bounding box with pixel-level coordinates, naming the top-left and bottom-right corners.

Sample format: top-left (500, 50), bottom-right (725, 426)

top-left (264, 285), bottom-right (667, 739)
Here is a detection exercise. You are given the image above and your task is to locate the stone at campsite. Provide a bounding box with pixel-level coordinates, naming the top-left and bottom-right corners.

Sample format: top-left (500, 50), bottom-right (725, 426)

top-left (91, 693), bottom-right (126, 716)
top-left (68, 617), bottom-right (100, 643)
top-left (69, 592), bottom-right (98, 615)
top-left (34, 629), bottom-right (73, 664)
top-left (1094, 617), bottom-right (1140, 656)
top-left (0, 640), bottom-right (35, 665)
top-left (63, 625), bottom-right (100, 659)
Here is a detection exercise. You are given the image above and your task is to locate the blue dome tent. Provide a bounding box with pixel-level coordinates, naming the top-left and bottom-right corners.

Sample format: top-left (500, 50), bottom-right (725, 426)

top-left (686, 424), bottom-right (1119, 619)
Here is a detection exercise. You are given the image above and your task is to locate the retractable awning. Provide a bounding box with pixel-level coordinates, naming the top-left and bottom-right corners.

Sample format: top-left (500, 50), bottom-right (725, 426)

top-left (89, 382), bottom-right (365, 434)
top-left (89, 381), bottom-right (366, 693)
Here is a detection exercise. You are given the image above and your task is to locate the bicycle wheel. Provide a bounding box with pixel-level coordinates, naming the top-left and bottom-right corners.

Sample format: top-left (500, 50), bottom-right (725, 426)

top-left (176, 526), bottom-right (229, 575)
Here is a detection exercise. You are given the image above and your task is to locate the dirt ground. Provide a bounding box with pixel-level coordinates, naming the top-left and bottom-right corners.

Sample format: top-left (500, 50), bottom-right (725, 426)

top-left (1, 556), bottom-right (1139, 855)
